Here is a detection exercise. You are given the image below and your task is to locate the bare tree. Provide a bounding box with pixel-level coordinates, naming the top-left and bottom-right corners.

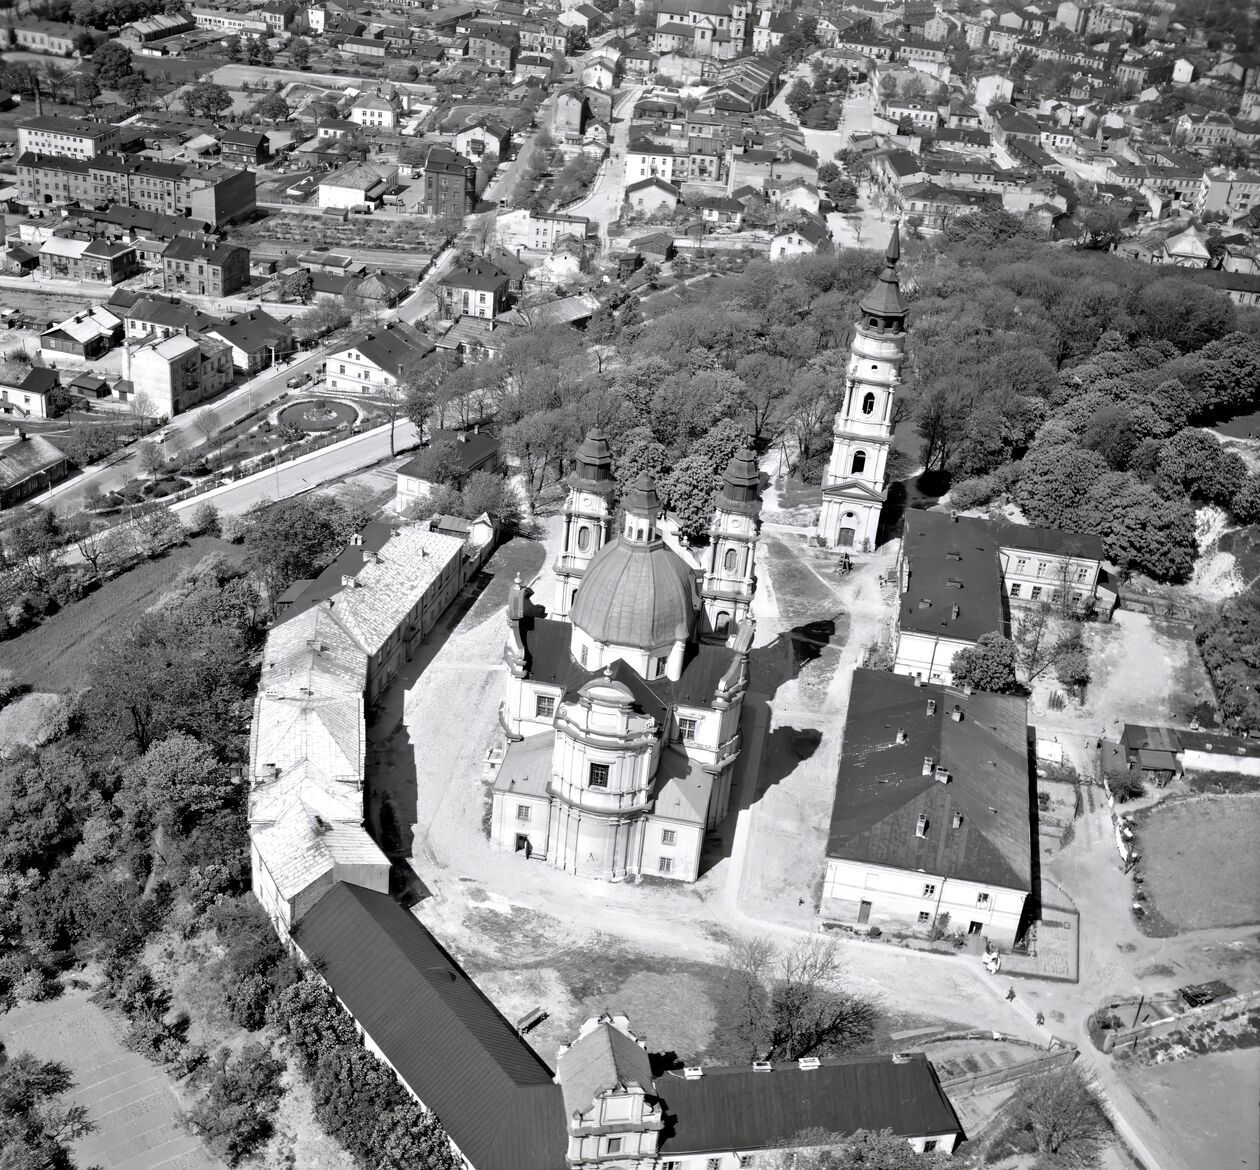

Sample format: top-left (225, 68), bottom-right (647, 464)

top-left (65, 513), bottom-right (110, 576)
top-left (193, 408), bottom-right (222, 452)
top-left (138, 441), bottom-right (165, 484)
top-left (719, 935), bottom-right (876, 1062)
top-left (998, 1065), bottom-right (1110, 1168)
top-left (129, 390), bottom-right (158, 435)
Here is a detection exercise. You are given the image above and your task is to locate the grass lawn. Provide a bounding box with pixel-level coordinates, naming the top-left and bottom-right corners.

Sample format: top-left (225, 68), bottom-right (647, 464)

top-left (0, 535), bottom-right (246, 693)
top-left (1137, 795), bottom-right (1260, 932)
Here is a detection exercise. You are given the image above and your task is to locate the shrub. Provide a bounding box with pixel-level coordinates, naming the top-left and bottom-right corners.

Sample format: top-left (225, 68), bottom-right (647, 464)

top-left (1108, 772), bottom-right (1145, 802)
top-left (186, 502), bottom-right (221, 537)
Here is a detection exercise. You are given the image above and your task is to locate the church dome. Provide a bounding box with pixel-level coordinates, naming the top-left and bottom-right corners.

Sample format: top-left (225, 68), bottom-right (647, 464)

top-left (570, 537), bottom-right (696, 650)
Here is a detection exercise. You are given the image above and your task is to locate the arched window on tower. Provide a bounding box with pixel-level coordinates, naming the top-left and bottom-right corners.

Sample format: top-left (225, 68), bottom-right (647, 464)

top-left (577, 527), bottom-right (591, 552)
top-left (851, 451), bottom-right (867, 475)
top-left (715, 612), bottom-right (731, 636)
top-left (724, 548), bottom-right (738, 573)
top-left (862, 392), bottom-right (876, 415)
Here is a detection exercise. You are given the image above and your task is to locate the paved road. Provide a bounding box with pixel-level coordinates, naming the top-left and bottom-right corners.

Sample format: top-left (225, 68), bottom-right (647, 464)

top-left (171, 419), bottom-right (418, 516)
top-left (564, 86), bottom-right (642, 242)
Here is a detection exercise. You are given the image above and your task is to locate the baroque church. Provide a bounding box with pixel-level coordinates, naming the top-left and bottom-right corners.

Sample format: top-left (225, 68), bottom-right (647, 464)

top-left (817, 224), bottom-right (906, 551)
top-left (489, 432), bottom-right (763, 882)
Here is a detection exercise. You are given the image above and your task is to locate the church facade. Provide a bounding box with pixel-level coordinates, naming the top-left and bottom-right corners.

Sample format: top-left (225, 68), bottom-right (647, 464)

top-left (817, 224), bottom-right (906, 551)
top-left (490, 433), bottom-right (762, 882)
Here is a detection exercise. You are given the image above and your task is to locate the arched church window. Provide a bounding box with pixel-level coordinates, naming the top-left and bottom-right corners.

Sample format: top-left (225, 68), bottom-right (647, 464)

top-left (862, 392), bottom-right (876, 414)
top-left (715, 612), bottom-right (731, 635)
top-left (577, 527), bottom-right (591, 552)
top-left (724, 548), bottom-right (738, 573)
top-left (851, 451), bottom-right (867, 474)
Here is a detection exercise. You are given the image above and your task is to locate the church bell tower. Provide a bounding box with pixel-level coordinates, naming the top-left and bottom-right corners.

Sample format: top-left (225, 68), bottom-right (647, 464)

top-left (701, 446), bottom-right (761, 639)
top-left (817, 224), bottom-right (907, 552)
top-left (555, 429), bottom-right (616, 618)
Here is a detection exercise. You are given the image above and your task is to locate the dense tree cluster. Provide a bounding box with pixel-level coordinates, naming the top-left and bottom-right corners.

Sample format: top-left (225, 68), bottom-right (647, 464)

top-left (903, 211), bottom-right (1260, 582)
top-left (0, 1045), bottom-right (95, 1170)
top-left (269, 978), bottom-right (459, 1170)
top-left (1197, 589), bottom-right (1260, 730)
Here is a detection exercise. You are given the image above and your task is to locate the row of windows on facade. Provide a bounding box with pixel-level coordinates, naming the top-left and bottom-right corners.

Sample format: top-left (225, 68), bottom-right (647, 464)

top-left (1011, 558), bottom-right (1092, 580)
top-left (533, 694), bottom-right (698, 742)
top-left (918, 879), bottom-right (990, 906)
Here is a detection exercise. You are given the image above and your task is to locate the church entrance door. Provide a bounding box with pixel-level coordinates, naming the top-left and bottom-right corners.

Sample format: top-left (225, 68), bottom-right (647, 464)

top-left (858, 900), bottom-right (872, 923)
top-left (838, 526), bottom-right (856, 548)
top-left (515, 834), bottom-right (531, 857)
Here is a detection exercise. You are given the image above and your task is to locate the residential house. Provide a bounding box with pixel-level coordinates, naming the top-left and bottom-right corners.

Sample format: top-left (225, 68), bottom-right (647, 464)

top-left (466, 26), bottom-right (517, 70)
top-left (0, 430), bottom-right (72, 506)
top-left (204, 309), bottom-right (295, 374)
top-left (0, 365), bottom-right (62, 420)
top-left (697, 195), bottom-right (744, 227)
top-left (190, 6), bottom-right (267, 32)
top-left (437, 259), bottom-right (510, 319)
top-left (127, 330), bottom-right (232, 418)
top-left (1199, 169), bottom-right (1260, 218)
top-left (38, 236), bottom-right (138, 284)
top-left (821, 669), bottom-right (1033, 949)
top-left (351, 270), bottom-right (410, 309)
top-left (161, 237), bottom-right (250, 297)
top-left (421, 146), bottom-right (476, 216)
top-left (325, 322), bottom-right (434, 394)
top-left (118, 12), bottom-right (197, 42)
top-left (772, 215), bottom-right (830, 257)
top-left (12, 19), bottom-right (99, 55)
top-left (317, 161), bottom-right (398, 210)
top-left (893, 510), bottom-right (1103, 683)
top-left (343, 35), bottom-right (388, 58)
top-left (454, 119), bottom-right (511, 160)
top-left (40, 305), bottom-right (122, 360)
top-left (899, 182), bottom-right (1003, 230)
top-left (17, 116), bottom-right (120, 160)
top-left (348, 93), bottom-right (401, 131)
top-left (625, 176), bottom-right (680, 215)
top-left (625, 142), bottom-right (680, 186)
top-left (396, 427), bottom-right (500, 509)
top-left (219, 129), bottom-right (271, 168)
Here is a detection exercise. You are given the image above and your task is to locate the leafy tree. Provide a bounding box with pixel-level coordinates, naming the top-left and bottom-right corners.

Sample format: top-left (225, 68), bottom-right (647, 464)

top-left (92, 40), bottom-right (134, 86)
top-left (951, 632), bottom-right (1019, 694)
top-left (117, 71), bottom-right (148, 106)
top-left (138, 440), bottom-right (165, 484)
top-left (0, 1048), bottom-right (95, 1170)
top-left (1196, 590), bottom-right (1260, 730)
top-left (252, 92), bottom-right (288, 123)
top-left (290, 37), bottom-right (310, 68)
top-left (73, 71), bottom-right (101, 109)
top-left (1081, 472), bottom-right (1196, 582)
top-left (237, 495), bottom-right (363, 600)
top-left (785, 78), bottom-right (813, 118)
top-left (183, 1044), bottom-right (285, 1166)
top-left (277, 267), bottom-right (313, 303)
top-left (223, 32), bottom-right (242, 60)
top-left (661, 453), bottom-right (721, 543)
top-left (1157, 427), bottom-right (1246, 506)
top-left (1014, 443), bottom-right (1108, 530)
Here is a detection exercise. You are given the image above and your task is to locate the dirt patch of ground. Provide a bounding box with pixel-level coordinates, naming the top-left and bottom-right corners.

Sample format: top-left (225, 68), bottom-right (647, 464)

top-left (1120, 1047), bottom-right (1260, 1170)
top-left (1135, 795), bottom-right (1260, 932)
top-left (761, 533), bottom-right (843, 626)
top-left (0, 535), bottom-right (245, 692)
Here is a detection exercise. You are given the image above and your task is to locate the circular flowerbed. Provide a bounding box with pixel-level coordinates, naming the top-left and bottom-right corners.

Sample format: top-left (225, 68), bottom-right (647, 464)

top-left (276, 398), bottom-right (360, 433)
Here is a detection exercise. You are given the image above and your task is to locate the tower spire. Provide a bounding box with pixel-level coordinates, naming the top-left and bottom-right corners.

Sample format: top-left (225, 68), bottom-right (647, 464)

top-left (554, 428), bottom-right (617, 618)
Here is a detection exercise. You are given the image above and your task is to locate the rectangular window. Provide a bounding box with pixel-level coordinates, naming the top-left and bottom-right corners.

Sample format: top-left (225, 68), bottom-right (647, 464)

top-left (516, 804), bottom-right (530, 822)
top-left (918, 911), bottom-right (931, 924)
top-left (923, 883), bottom-right (936, 897)
top-left (1015, 557), bottom-right (1027, 571)
top-left (535, 695), bottom-right (555, 718)
top-left (589, 763), bottom-right (609, 788)
top-left (661, 829), bottom-right (676, 845)
top-left (976, 892), bottom-right (990, 906)
top-left (924, 1140), bottom-right (938, 1152)
top-left (679, 717), bottom-right (697, 743)
top-left (708, 1160), bottom-right (722, 1170)
top-left (1009, 583), bottom-right (1021, 597)
top-left (1030, 586), bottom-right (1043, 601)
top-left (607, 1138), bottom-right (623, 1154)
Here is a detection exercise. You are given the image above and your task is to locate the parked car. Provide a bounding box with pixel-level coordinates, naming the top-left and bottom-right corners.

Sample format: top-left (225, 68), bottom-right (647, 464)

top-left (286, 372), bottom-right (312, 388)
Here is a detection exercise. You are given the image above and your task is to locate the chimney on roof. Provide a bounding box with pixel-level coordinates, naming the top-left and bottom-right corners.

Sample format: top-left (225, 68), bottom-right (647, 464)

top-left (752, 1060), bottom-right (773, 1072)
top-left (952, 513), bottom-right (958, 522)
top-left (922, 755), bottom-right (934, 775)
top-left (951, 704), bottom-right (962, 722)
top-left (926, 699), bottom-right (936, 716)
top-left (683, 1067), bottom-right (703, 1079)
top-left (798, 1057), bottom-right (821, 1070)
top-left (896, 728), bottom-right (907, 744)
top-left (953, 812), bottom-right (964, 829)
top-left (915, 813), bottom-right (928, 838)
top-left (951, 603), bottom-right (960, 620)
top-left (935, 766), bottom-right (950, 784)
top-left (913, 675), bottom-right (923, 687)
top-left (340, 574), bottom-right (359, 588)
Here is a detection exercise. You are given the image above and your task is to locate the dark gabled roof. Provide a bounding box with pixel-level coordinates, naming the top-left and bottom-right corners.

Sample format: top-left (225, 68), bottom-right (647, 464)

top-left (0, 430), bottom-right (68, 488)
top-left (208, 308), bottom-right (292, 352)
top-left (398, 426), bottom-right (499, 477)
top-left (900, 509), bottom-right (1005, 642)
top-left (333, 322), bottom-right (433, 379)
top-left (825, 669), bottom-right (1031, 891)
top-left (292, 883), bottom-right (565, 1170)
top-left (656, 1053), bottom-right (964, 1153)
top-left (122, 294), bottom-right (221, 333)
top-left (163, 235), bottom-right (247, 265)
top-left (438, 258), bottom-right (509, 292)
